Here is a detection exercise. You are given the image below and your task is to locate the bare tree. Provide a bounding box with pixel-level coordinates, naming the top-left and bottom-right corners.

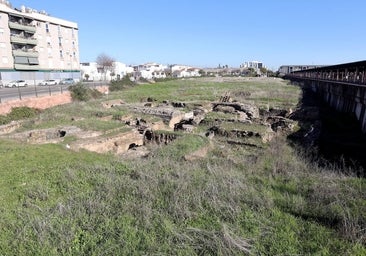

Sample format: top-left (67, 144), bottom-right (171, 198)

top-left (96, 53), bottom-right (115, 81)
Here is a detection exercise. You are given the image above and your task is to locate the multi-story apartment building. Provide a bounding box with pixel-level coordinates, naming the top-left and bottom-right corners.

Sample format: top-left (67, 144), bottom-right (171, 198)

top-left (0, 1), bottom-right (80, 85)
top-left (241, 61), bottom-right (264, 71)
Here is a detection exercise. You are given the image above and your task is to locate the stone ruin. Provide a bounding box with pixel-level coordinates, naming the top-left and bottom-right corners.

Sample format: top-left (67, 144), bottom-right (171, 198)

top-left (0, 93), bottom-right (299, 158)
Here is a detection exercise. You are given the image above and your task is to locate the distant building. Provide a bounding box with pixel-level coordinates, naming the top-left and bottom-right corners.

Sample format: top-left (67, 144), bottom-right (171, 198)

top-left (80, 62), bottom-right (133, 81)
top-left (79, 62), bottom-right (99, 81)
top-left (242, 61), bottom-right (264, 70)
top-left (170, 64), bottom-right (201, 78)
top-left (132, 62), bottom-right (168, 80)
top-left (0, 0), bottom-right (80, 84)
top-left (278, 65), bottom-right (324, 76)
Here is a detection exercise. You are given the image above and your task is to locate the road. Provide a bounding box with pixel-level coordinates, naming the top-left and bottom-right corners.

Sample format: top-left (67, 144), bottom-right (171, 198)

top-left (0, 82), bottom-right (105, 103)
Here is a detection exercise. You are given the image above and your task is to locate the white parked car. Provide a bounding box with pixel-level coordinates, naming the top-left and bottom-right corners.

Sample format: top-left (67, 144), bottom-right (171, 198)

top-left (5, 80), bottom-right (28, 88)
top-left (39, 79), bottom-right (58, 86)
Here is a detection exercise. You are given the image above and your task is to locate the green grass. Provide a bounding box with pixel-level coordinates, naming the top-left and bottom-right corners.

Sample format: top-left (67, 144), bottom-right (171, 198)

top-left (0, 77), bottom-right (364, 255)
top-left (0, 140), bottom-right (112, 209)
top-left (118, 77), bottom-right (300, 109)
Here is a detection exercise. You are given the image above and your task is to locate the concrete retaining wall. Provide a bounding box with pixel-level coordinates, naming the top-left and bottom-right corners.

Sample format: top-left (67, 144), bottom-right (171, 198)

top-left (298, 80), bottom-right (366, 133)
top-left (0, 86), bottom-right (109, 115)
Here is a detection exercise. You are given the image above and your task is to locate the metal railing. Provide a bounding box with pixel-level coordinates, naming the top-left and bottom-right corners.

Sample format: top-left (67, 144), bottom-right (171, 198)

top-left (0, 82), bottom-right (107, 104)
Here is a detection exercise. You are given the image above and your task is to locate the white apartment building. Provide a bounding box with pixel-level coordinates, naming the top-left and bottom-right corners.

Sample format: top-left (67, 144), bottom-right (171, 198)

top-left (0, 1), bottom-right (80, 85)
top-left (242, 61), bottom-right (264, 70)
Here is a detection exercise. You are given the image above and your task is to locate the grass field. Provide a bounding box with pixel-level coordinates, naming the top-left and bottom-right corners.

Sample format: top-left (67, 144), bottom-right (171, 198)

top-left (0, 77), bottom-right (365, 255)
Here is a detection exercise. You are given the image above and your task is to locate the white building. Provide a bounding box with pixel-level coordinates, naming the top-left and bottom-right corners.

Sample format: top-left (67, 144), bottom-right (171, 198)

top-left (0, 1), bottom-right (80, 85)
top-left (79, 62), bottom-right (99, 81)
top-left (80, 61), bottom-right (203, 82)
top-left (80, 61), bottom-right (133, 81)
top-left (171, 64), bottom-right (201, 78)
top-left (242, 61), bottom-right (264, 70)
top-left (132, 62), bottom-right (168, 80)
top-left (114, 62), bottom-right (134, 79)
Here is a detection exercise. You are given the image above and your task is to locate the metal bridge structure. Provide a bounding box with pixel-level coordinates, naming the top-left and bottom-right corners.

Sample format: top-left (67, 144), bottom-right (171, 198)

top-left (284, 60), bottom-right (366, 132)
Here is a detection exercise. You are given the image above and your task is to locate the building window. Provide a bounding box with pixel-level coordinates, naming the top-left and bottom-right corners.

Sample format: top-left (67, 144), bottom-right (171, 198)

top-left (46, 36), bottom-right (51, 47)
top-left (45, 23), bottom-right (49, 33)
top-left (72, 28), bottom-right (74, 38)
top-left (60, 50), bottom-right (63, 58)
top-left (58, 37), bottom-right (62, 47)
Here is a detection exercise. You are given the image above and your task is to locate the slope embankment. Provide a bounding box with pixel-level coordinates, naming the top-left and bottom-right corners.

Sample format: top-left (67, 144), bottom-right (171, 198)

top-left (0, 86), bottom-right (109, 115)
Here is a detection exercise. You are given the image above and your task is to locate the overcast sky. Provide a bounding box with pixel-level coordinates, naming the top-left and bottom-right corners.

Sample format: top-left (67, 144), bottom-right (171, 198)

top-left (8, 0), bottom-right (366, 70)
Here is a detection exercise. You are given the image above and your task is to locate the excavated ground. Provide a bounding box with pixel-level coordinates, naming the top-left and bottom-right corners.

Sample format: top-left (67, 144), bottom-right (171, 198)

top-left (1, 84), bottom-right (364, 175)
top-left (4, 86), bottom-right (364, 175)
top-left (0, 93), bottom-right (298, 161)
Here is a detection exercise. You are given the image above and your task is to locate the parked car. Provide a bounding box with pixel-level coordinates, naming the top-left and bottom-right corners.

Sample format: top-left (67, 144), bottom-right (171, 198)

top-left (39, 79), bottom-right (58, 86)
top-left (4, 80), bottom-right (28, 88)
top-left (59, 78), bottom-right (75, 85)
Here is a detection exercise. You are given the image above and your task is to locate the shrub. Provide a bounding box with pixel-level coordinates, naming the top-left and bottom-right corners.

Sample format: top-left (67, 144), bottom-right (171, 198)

top-left (7, 106), bottom-right (38, 121)
top-left (0, 107), bottom-right (38, 125)
top-left (0, 115), bottom-right (10, 125)
top-left (68, 83), bottom-right (102, 101)
top-left (154, 77), bottom-right (177, 83)
top-left (89, 87), bottom-right (103, 99)
top-left (109, 75), bottom-right (135, 91)
top-left (138, 77), bottom-right (150, 83)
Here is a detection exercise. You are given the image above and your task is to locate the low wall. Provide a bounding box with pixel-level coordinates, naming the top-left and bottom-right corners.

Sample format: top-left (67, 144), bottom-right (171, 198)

top-left (0, 86), bottom-right (109, 115)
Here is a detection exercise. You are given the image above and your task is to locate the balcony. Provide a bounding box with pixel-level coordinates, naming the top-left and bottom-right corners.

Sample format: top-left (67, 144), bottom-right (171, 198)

top-left (8, 21), bottom-right (36, 33)
top-left (12, 49), bottom-right (39, 58)
top-left (14, 63), bottom-right (40, 71)
top-left (10, 35), bottom-right (37, 45)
